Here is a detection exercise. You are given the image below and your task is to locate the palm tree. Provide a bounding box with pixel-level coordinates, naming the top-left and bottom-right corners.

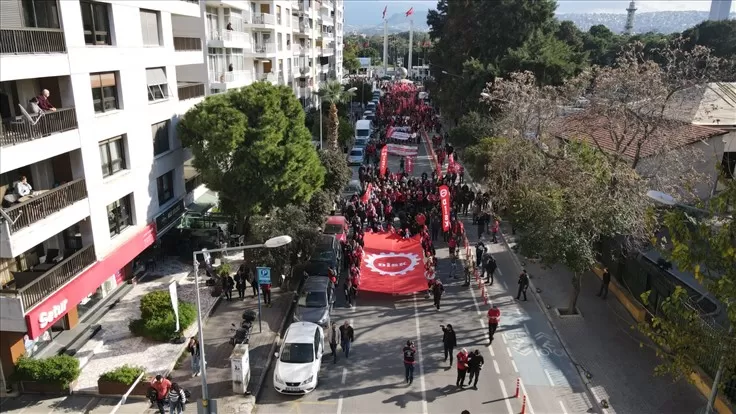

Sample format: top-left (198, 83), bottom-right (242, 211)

top-left (318, 81), bottom-right (356, 150)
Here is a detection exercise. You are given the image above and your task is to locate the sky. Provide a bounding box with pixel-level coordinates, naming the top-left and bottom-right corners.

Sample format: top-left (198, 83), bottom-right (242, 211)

top-left (344, 1), bottom-right (735, 26)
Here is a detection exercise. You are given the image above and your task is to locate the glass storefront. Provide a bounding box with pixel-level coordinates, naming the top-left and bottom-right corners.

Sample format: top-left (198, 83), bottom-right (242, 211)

top-left (77, 273), bottom-right (120, 318)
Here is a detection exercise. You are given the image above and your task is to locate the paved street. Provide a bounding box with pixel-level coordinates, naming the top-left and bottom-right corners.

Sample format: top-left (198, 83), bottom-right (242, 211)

top-left (255, 136), bottom-right (596, 414)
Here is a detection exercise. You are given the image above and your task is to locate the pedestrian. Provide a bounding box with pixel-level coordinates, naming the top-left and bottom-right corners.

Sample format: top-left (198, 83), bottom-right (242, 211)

top-left (467, 350), bottom-right (484, 389)
top-left (223, 274), bottom-right (234, 301)
top-left (187, 337), bottom-right (201, 377)
top-left (487, 305), bottom-right (500, 343)
top-left (339, 321), bottom-right (354, 359)
top-left (150, 374), bottom-right (172, 414)
top-left (475, 242), bottom-right (486, 268)
top-left (403, 340), bottom-right (417, 384)
top-left (461, 411), bottom-right (471, 414)
top-left (261, 282), bottom-right (272, 307)
top-left (328, 322), bottom-right (340, 363)
top-left (235, 265), bottom-right (247, 299)
top-left (491, 218), bottom-right (500, 243)
top-left (517, 269), bottom-right (529, 301)
top-left (432, 279), bottom-right (444, 310)
top-left (166, 382), bottom-right (187, 414)
top-left (249, 270), bottom-right (259, 297)
top-left (441, 324), bottom-right (457, 366)
top-left (483, 254), bottom-right (497, 285)
top-left (456, 348), bottom-right (469, 387)
top-left (597, 268), bottom-right (611, 299)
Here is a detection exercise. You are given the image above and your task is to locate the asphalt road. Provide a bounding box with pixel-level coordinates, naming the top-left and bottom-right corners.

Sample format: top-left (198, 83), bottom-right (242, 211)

top-left (0, 394), bottom-right (153, 413)
top-left (256, 139), bottom-right (597, 414)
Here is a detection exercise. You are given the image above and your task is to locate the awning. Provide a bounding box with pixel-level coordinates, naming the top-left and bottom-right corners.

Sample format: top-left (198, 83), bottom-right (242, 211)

top-left (187, 190), bottom-right (218, 214)
top-left (146, 68), bottom-right (167, 86)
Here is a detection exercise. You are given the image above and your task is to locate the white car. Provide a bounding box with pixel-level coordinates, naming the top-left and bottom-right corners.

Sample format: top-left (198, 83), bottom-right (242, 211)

top-left (273, 322), bottom-right (324, 394)
top-left (348, 147), bottom-right (364, 165)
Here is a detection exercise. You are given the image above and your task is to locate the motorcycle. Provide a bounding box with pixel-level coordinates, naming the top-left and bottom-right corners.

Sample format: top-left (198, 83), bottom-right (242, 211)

top-left (229, 310), bottom-right (257, 345)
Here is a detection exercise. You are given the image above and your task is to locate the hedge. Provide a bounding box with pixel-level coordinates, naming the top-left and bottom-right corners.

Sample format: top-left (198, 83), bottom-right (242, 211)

top-left (99, 365), bottom-right (146, 385)
top-left (13, 355), bottom-right (80, 387)
top-left (129, 290), bottom-right (197, 342)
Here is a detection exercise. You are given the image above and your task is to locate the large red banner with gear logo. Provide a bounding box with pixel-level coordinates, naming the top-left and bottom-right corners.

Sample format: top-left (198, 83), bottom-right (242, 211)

top-left (439, 185), bottom-right (452, 232)
top-left (360, 232), bottom-right (427, 294)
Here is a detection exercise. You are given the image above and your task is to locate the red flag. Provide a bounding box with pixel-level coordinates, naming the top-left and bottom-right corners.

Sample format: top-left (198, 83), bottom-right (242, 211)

top-left (358, 232), bottom-right (427, 294)
top-left (405, 7), bottom-right (413, 17)
top-left (361, 183), bottom-right (372, 204)
top-left (379, 146), bottom-right (388, 177)
top-left (382, 5), bottom-right (387, 19)
top-left (406, 156), bottom-right (414, 173)
top-left (439, 185), bottom-right (452, 232)
top-left (448, 153), bottom-right (456, 173)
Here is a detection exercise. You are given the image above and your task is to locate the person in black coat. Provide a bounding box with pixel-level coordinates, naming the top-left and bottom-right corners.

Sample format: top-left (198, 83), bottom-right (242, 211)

top-left (467, 349), bottom-right (484, 388)
top-left (235, 265), bottom-right (247, 299)
top-left (441, 324), bottom-right (457, 366)
top-left (483, 255), bottom-right (498, 285)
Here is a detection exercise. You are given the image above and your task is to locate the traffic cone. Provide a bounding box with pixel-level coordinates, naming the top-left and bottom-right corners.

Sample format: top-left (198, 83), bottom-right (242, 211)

top-left (514, 378), bottom-right (520, 398)
top-left (520, 395), bottom-right (527, 414)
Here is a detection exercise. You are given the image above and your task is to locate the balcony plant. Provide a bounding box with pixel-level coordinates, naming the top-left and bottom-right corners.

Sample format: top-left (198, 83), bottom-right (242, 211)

top-left (98, 365), bottom-right (150, 396)
top-left (129, 290), bottom-right (197, 343)
top-left (13, 355), bottom-right (80, 394)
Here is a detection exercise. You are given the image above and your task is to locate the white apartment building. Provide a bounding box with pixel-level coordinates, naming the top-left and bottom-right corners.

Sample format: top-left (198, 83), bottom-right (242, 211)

top-left (0, 0), bottom-right (343, 388)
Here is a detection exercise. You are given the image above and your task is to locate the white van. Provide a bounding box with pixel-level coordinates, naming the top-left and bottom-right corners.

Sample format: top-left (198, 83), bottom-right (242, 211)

top-left (355, 119), bottom-right (372, 140)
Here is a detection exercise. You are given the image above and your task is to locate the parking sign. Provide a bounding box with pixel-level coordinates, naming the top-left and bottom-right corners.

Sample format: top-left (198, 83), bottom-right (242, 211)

top-left (257, 267), bottom-right (271, 284)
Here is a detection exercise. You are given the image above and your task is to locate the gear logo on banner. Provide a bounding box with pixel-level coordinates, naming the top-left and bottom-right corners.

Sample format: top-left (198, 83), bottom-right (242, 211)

top-left (364, 252), bottom-right (420, 276)
top-left (439, 188), bottom-right (448, 198)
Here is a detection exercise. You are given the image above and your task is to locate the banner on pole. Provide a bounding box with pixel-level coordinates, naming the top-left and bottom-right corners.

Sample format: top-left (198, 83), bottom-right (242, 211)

top-left (379, 146), bottom-right (388, 176)
top-left (448, 153), bottom-right (456, 173)
top-left (439, 185), bottom-right (452, 232)
top-left (169, 282), bottom-right (180, 332)
top-left (361, 183), bottom-right (373, 203)
top-left (386, 143), bottom-right (418, 157)
top-left (406, 156), bottom-right (414, 173)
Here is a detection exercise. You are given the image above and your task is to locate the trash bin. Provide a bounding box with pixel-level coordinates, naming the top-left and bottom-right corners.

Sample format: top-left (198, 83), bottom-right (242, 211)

top-left (229, 344), bottom-right (250, 394)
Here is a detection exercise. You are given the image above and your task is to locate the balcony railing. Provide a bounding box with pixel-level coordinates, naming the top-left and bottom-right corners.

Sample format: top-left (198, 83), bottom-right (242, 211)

top-left (210, 70), bottom-right (254, 84)
top-left (178, 83), bottom-right (205, 100)
top-left (180, 0), bottom-right (199, 3)
top-left (0, 28), bottom-right (66, 55)
top-left (293, 45), bottom-right (305, 55)
top-left (291, 17), bottom-right (299, 29)
top-left (3, 179), bottom-right (88, 233)
top-left (321, 47), bottom-right (334, 55)
top-left (251, 13), bottom-right (275, 25)
top-left (253, 42), bottom-right (277, 54)
top-left (258, 73), bottom-right (278, 83)
top-left (174, 37), bottom-right (202, 51)
top-left (1, 245), bottom-right (96, 312)
top-left (1, 108), bottom-right (78, 147)
top-left (291, 0), bottom-right (300, 9)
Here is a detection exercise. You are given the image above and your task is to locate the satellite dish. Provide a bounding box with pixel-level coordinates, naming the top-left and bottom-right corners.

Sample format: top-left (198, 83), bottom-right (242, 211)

top-left (646, 190), bottom-right (677, 206)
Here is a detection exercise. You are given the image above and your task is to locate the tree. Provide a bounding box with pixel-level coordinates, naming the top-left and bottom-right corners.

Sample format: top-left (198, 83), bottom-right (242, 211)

top-left (502, 29), bottom-right (588, 86)
top-left (343, 44), bottom-right (361, 74)
top-left (318, 80), bottom-right (355, 150)
top-left (447, 111), bottom-right (495, 151)
top-left (178, 82), bottom-right (325, 233)
top-left (682, 19), bottom-right (736, 61)
top-left (318, 149), bottom-right (351, 196)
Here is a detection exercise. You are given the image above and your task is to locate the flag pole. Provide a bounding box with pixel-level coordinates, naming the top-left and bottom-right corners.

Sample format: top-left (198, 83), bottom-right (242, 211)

top-left (407, 17), bottom-right (413, 78)
top-left (383, 19), bottom-right (388, 75)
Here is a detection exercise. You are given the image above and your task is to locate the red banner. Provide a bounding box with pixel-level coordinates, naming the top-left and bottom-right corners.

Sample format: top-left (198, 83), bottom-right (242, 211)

top-left (361, 183), bottom-right (372, 203)
top-left (406, 156), bottom-right (414, 173)
top-left (359, 232), bottom-right (428, 294)
top-left (439, 185), bottom-right (452, 232)
top-left (448, 153), bottom-right (456, 173)
top-left (379, 145), bottom-right (388, 176)
top-left (386, 143), bottom-right (418, 157)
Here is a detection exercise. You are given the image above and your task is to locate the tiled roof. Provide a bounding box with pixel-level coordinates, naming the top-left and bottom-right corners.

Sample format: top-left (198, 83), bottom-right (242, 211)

top-left (551, 113), bottom-right (728, 159)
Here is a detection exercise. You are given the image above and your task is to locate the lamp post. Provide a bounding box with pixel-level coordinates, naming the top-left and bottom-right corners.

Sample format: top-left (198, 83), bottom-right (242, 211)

top-left (192, 235), bottom-right (292, 413)
top-left (347, 86), bottom-right (357, 124)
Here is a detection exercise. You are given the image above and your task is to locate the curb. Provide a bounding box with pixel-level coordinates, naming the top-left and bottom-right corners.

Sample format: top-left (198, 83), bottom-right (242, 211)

top-left (253, 290), bottom-right (298, 400)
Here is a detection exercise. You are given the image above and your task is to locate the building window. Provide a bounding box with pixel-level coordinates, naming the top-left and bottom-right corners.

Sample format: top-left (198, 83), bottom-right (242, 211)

top-left (146, 67), bottom-right (169, 102)
top-left (140, 9), bottom-right (161, 46)
top-left (22, 0), bottom-right (60, 29)
top-left (157, 170), bottom-right (174, 206)
top-left (107, 195), bottom-right (133, 237)
top-left (99, 135), bottom-right (126, 178)
top-left (80, 1), bottom-right (111, 45)
top-left (722, 152), bottom-right (736, 179)
top-left (152, 120), bottom-right (170, 156)
top-left (90, 72), bottom-right (119, 113)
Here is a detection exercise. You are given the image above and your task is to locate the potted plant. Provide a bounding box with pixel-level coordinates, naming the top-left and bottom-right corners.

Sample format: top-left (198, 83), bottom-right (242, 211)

top-left (14, 355), bottom-right (80, 394)
top-left (98, 365), bottom-right (149, 396)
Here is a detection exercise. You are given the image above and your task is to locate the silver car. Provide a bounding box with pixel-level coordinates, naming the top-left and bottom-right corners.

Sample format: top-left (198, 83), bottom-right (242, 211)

top-left (294, 277), bottom-right (334, 327)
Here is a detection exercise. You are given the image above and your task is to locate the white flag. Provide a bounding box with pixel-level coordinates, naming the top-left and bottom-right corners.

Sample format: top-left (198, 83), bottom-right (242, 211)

top-left (169, 281), bottom-right (180, 332)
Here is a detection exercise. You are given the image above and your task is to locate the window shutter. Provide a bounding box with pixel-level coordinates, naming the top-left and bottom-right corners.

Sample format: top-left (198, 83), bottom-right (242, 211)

top-left (140, 10), bottom-right (160, 45)
top-left (140, 11), bottom-right (150, 45)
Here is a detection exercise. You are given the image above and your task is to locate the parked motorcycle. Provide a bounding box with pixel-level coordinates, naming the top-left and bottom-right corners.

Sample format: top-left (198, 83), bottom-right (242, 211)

top-left (229, 310), bottom-right (257, 345)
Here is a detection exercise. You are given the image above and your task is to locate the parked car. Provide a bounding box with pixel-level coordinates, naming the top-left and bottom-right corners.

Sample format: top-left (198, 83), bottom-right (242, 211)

top-left (323, 216), bottom-right (349, 243)
top-left (273, 322), bottom-right (324, 394)
top-left (293, 277), bottom-right (334, 327)
top-left (348, 147), bottom-right (364, 165)
top-left (354, 137), bottom-right (369, 148)
top-left (310, 235), bottom-right (341, 270)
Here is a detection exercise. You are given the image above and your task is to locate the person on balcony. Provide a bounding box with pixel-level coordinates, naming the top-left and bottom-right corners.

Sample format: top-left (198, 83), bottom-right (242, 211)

top-left (226, 22), bottom-right (233, 31)
top-left (15, 176), bottom-right (32, 198)
top-left (37, 89), bottom-right (56, 112)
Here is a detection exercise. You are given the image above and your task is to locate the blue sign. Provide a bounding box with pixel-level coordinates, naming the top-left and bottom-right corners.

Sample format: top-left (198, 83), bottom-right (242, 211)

top-left (257, 267), bottom-right (271, 284)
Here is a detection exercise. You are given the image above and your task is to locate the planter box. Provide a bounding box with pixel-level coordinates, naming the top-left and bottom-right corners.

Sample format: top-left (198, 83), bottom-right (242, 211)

top-left (98, 379), bottom-right (151, 396)
top-left (20, 380), bottom-right (76, 395)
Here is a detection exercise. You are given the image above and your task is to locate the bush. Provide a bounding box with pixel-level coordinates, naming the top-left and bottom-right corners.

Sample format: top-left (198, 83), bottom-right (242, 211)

top-left (99, 365), bottom-right (145, 385)
top-left (14, 355), bottom-right (80, 387)
top-left (129, 290), bottom-right (197, 342)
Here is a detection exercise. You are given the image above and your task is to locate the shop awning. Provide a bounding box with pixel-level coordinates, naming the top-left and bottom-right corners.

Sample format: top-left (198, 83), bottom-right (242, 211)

top-left (187, 190), bottom-right (218, 214)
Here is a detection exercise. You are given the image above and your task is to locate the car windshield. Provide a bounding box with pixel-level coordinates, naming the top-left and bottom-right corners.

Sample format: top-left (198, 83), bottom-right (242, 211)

top-left (350, 150), bottom-right (362, 157)
top-left (280, 343), bottom-right (314, 363)
top-left (324, 224), bottom-right (344, 234)
top-left (299, 291), bottom-right (328, 307)
top-left (357, 129), bottom-right (370, 137)
top-left (311, 250), bottom-right (334, 262)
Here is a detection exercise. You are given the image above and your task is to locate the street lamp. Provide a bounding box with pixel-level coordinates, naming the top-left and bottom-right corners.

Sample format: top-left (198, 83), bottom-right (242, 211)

top-left (646, 190), bottom-right (709, 216)
top-left (347, 86), bottom-right (357, 123)
top-left (191, 234), bottom-right (292, 413)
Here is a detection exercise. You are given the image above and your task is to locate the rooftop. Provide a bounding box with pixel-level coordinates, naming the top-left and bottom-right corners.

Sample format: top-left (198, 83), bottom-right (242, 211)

top-left (665, 82), bottom-right (736, 127)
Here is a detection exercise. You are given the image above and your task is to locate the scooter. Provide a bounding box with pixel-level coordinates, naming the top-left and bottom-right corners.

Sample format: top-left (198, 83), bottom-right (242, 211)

top-left (229, 310), bottom-right (257, 345)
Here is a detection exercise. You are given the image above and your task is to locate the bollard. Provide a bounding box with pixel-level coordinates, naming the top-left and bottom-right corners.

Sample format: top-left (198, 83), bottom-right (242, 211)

top-left (520, 395), bottom-right (527, 414)
top-left (514, 378), bottom-right (520, 398)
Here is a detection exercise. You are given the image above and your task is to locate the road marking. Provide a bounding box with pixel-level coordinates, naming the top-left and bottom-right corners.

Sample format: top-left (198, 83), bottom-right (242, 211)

top-left (544, 369), bottom-right (555, 386)
top-left (534, 346), bottom-right (541, 357)
top-left (519, 378), bottom-right (537, 414)
top-left (559, 401), bottom-right (569, 414)
top-left (412, 294), bottom-right (429, 414)
top-left (497, 378), bottom-right (515, 414)
top-left (341, 367), bottom-right (347, 385)
top-left (511, 360), bottom-right (519, 373)
top-left (468, 265), bottom-right (483, 315)
top-left (502, 333), bottom-right (508, 344)
top-left (493, 360), bottom-right (501, 374)
top-left (507, 347), bottom-right (513, 358)
top-left (336, 396), bottom-right (344, 414)
top-left (81, 397), bottom-right (97, 413)
top-left (488, 344), bottom-right (495, 357)
top-left (497, 268), bottom-right (503, 276)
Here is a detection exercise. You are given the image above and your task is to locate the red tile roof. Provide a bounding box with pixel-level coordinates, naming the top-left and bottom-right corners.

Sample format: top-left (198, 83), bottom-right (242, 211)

top-left (551, 113), bottom-right (727, 159)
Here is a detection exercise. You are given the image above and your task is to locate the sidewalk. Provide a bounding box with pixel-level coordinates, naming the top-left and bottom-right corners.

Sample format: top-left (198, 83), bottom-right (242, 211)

top-left (499, 222), bottom-right (707, 414)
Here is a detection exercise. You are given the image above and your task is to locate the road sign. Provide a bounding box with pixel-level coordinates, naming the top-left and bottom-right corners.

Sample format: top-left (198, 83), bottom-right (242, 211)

top-left (257, 267), bottom-right (271, 284)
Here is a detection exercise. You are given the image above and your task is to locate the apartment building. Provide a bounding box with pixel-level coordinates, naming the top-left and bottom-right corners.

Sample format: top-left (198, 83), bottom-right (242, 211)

top-left (0, 0), bottom-right (209, 385)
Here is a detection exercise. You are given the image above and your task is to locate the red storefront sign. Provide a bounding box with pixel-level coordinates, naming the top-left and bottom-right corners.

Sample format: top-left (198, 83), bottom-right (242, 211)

top-left (439, 185), bottom-right (452, 232)
top-left (25, 223), bottom-right (156, 339)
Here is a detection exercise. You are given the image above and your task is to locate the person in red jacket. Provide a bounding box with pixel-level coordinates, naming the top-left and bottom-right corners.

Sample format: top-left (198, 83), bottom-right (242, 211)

top-left (487, 305), bottom-right (501, 343)
top-left (456, 348), bottom-right (469, 387)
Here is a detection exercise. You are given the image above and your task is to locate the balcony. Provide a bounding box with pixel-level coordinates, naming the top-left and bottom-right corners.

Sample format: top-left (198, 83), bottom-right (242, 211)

top-left (258, 72), bottom-right (278, 85)
top-left (0, 29), bottom-right (66, 55)
top-left (208, 30), bottom-right (251, 49)
top-left (292, 16), bottom-right (299, 29)
top-left (321, 47), bottom-right (334, 56)
top-left (2, 179), bottom-right (87, 234)
top-left (209, 70), bottom-right (254, 89)
top-left (291, 0), bottom-right (300, 9)
top-left (1, 108), bottom-right (77, 148)
top-left (293, 45), bottom-right (307, 56)
top-left (249, 13), bottom-right (276, 26)
top-left (253, 42), bottom-right (277, 55)
top-left (0, 244), bottom-right (95, 312)
top-left (323, 31), bottom-right (335, 40)
top-left (178, 83), bottom-right (205, 101)
top-left (174, 37), bottom-right (202, 51)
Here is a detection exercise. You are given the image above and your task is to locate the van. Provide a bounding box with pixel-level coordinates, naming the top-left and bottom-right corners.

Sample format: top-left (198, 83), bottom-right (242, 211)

top-left (355, 119), bottom-right (372, 140)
